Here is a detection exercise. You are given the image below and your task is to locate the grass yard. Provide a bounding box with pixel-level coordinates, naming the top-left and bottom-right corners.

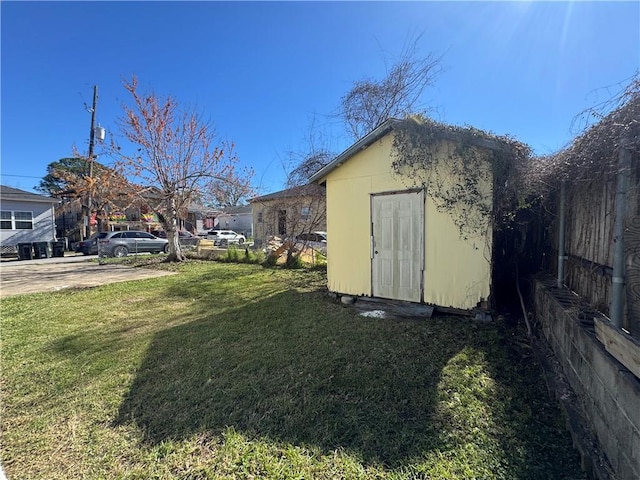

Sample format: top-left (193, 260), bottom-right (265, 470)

top-left (1, 262), bottom-right (585, 479)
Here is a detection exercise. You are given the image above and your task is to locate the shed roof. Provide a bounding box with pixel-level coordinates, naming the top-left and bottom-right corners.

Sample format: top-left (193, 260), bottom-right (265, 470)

top-left (309, 117), bottom-right (511, 184)
top-left (0, 185), bottom-right (59, 204)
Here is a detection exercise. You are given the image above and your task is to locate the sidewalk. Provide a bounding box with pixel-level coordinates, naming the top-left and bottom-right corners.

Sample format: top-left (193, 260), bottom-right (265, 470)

top-left (0, 254), bottom-right (176, 297)
top-left (1, 251), bottom-right (98, 265)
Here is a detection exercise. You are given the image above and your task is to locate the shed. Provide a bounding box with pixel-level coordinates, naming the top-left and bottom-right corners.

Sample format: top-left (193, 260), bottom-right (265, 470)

top-left (310, 118), bottom-right (520, 310)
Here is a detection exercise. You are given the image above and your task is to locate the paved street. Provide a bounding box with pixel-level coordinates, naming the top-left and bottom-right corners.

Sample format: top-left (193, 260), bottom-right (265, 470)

top-left (0, 255), bottom-right (176, 298)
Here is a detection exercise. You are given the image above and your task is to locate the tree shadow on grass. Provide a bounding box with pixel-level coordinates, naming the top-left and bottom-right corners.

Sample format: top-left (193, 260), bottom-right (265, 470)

top-left (113, 288), bottom-right (455, 467)
top-left (112, 284), bottom-right (584, 476)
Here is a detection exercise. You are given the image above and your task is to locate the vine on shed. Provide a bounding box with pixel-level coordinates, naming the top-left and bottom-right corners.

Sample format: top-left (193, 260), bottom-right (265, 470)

top-left (390, 115), bottom-right (531, 239)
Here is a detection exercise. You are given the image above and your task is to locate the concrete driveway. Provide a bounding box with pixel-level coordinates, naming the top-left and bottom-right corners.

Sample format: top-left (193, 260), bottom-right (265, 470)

top-left (0, 255), bottom-right (176, 298)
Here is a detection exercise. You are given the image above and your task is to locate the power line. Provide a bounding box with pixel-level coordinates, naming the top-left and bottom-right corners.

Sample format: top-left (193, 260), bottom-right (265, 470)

top-left (0, 174), bottom-right (43, 179)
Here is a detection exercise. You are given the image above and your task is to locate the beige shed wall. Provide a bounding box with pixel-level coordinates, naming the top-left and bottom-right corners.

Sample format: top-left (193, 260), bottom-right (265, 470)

top-left (325, 134), bottom-right (492, 310)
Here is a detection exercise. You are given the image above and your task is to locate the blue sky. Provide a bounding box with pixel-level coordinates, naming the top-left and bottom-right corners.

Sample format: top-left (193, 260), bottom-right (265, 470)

top-left (2, 1), bottom-right (639, 195)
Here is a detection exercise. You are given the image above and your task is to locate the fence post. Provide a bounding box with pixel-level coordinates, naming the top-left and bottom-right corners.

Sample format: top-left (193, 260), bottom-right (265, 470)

top-left (610, 138), bottom-right (631, 328)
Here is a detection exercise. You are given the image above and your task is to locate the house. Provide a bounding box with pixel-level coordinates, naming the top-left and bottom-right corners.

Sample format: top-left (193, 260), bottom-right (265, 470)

top-left (213, 205), bottom-right (253, 238)
top-left (310, 117), bottom-right (522, 310)
top-left (54, 198), bottom-right (83, 243)
top-left (251, 184), bottom-right (326, 248)
top-left (53, 187), bottom-right (165, 242)
top-left (54, 189), bottom-right (222, 241)
top-left (186, 203), bottom-right (220, 235)
top-left (0, 185), bottom-right (59, 255)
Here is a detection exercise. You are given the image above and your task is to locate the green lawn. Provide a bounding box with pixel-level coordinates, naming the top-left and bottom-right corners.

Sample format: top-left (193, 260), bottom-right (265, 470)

top-left (1, 262), bottom-right (585, 479)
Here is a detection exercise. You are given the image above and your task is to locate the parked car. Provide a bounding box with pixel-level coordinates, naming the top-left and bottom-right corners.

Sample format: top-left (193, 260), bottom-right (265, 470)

top-left (295, 231), bottom-right (327, 244)
top-left (150, 230), bottom-right (200, 247)
top-left (97, 231), bottom-right (169, 257)
top-left (74, 233), bottom-right (99, 255)
top-left (207, 229), bottom-right (246, 246)
top-left (295, 231), bottom-right (327, 252)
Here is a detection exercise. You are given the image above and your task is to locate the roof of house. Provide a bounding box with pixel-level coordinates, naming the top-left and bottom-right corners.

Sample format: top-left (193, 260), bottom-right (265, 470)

top-left (220, 205), bottom-right (252, 215)
top-left (0, 185), bottom-right (59, 204)
top-left (251, 184), bottom-right (325, 203)
top-left (309, 117), bottom-right (512, 184)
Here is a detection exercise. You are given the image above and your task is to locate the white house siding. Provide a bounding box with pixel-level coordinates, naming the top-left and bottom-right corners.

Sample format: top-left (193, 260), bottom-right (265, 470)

top-left (0, 199), bottom-right (57, 248)
top-left (214, 213), bottom-right (253, 237)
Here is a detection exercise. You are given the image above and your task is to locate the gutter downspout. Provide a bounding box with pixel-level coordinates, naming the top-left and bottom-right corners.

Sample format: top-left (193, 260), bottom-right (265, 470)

top-left (557, 181), bottom-right (566, 289)
top-left (610, 138), bottom-right (631, 328)
top-left (51, 202), bottom-right (57, 242)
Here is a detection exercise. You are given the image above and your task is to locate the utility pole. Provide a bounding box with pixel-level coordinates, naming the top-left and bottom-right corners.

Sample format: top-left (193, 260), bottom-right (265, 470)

top-left (85, 85), bottom-right (98, 239)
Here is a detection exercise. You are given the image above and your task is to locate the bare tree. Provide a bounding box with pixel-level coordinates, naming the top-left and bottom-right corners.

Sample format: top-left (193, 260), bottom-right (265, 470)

top-left (285, 115), bottom-right (336, 188)
top-left (82, 165), bottom-right (135, 234)
top-left (37, 157), bottom-right (92, 240)
top-left (285, 38), bottom-right (442, 186)
top-left (286, 151), bottom-right (333, 188)
top-left (202, 156), bottom-right (255, 208)
top-left (113, 76), bottom-right (244, 261)
top-left (338, 38), bottom-right (442, 140)
top-left (39, 155), bottom-right (133, 237)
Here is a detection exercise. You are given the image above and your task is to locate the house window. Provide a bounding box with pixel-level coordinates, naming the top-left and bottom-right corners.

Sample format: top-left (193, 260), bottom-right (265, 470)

top-left (301, 207), bottom-right (310, 219)
top-left (15, 211), bottom-right (34, 229)
top-left (257, 212), bottom-right (263, 223)
top-left (0, 211), bottom-right (11, 230)
top-left (0, 210), bottom-right (33, 230)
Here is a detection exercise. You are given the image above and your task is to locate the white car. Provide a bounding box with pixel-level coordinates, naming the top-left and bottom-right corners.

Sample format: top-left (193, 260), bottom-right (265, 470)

top-left (295, 231), bottom-right (327, 253)
top-left (207, 229), bottom-right (246, 245)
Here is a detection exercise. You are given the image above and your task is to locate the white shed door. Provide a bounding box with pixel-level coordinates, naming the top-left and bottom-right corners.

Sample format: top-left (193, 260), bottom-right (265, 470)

top-left (371, 191), bottom-right (423, 302)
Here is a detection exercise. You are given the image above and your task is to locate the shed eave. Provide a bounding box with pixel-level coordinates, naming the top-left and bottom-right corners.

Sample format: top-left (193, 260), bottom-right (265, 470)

top-left (309, 119), bottom-right (399, 184)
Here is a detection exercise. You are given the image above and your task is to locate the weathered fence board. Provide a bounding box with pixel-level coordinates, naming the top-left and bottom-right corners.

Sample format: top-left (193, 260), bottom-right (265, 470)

top-left (594, 316), bottom-right (640, 379)
top-left (550, 162), bottom-right (640, 337)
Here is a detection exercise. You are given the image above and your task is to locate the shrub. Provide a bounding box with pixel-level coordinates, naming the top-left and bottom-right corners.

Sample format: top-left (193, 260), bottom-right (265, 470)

top-left (217, 246), bottom-right (265, 265)
top-left (284, 253), bottom-right (305, 269)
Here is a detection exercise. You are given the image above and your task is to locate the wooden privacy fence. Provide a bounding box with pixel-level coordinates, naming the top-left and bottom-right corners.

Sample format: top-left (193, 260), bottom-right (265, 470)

top-left (549, 150), bottom-right (639, 338)
top-left (625, 214), bottom-right (640, 337)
